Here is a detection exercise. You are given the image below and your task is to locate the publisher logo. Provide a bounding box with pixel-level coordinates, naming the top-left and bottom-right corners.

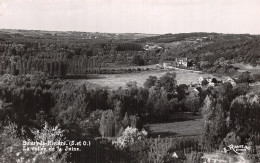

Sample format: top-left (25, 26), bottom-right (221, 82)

top-left (225, 144), bottom-right (251, 155)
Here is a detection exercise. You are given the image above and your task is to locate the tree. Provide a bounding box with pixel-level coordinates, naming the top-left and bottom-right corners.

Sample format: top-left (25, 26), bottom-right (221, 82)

top-left (236, 71), bottom-right (251, 83)
top-left (147, 87), bottom-right (171, 121)
top-left (185, 92), bottom-right (200, 113)
top-left (132, 54), bottom-right (145, 66)
top-left (201, 95), bottom-right (218, 148)
top-left (143, 76), bottom-right (158, 89)
top-left (99, 110), bottom-right (115, 137)
top-left (176, 84), bottom-right (188, 101)
top-left (211, 78), bottom-right (218, 83)
top-left (229, 93), bottom-right (260, 143)
top-left (122, 112), bottom-right (130, 128)
top-left (58, 61), bottom-right (67, 78)
top-left (201, 79), bottom-right (209, 86)
top-left (157, 72), bottom-right (177, 93)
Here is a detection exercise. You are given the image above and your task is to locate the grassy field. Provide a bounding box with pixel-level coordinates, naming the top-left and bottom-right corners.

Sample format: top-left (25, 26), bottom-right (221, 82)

top-left (147, 113), bottom-right (203, 138)
top-left (76, 69), bottom-right (223, 89)
top-left (233, 63), bottom-right (260, 75)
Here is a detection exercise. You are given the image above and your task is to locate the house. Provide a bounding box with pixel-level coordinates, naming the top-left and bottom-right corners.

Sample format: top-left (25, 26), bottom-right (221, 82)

top-left (176, 58), bottom-right (188, 67)
top-left (208, 82), bottom-right (215, 87)
top-left (172, 151), bottom-right (186, 160)
top-left (144, 44), bottom-right (162, 51)
top-left (162, 60), bottom-right (176, 69)
top-left (162, 57), bottom-right (191, 69)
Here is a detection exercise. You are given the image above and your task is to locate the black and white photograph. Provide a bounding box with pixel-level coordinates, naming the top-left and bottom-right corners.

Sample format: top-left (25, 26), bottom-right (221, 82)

top-left (0, 0), bottom-right (260, 162)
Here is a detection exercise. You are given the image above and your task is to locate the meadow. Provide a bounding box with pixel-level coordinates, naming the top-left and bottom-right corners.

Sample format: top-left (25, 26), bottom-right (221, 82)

top-left (147, 113), bottom-right (203, 138)
top-left (76, 68), bottom-right (223, 89)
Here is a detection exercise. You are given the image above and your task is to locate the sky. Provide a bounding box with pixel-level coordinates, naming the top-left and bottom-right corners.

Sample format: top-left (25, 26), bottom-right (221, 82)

top-left (0, 0), bottom-right (260, 34)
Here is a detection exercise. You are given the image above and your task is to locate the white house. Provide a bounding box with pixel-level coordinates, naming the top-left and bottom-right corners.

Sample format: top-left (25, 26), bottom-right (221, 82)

top-left (162, 61), bottom-right (176, 69)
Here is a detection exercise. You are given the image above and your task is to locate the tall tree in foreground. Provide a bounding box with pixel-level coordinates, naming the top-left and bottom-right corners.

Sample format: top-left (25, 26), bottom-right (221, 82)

top-left (229, 93), bottom-right (260, 144)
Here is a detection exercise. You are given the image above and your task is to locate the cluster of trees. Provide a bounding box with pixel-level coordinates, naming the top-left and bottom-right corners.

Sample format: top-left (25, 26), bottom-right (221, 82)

top-left (0, 72), bottom-right (195, 134)
top-left (0, 72), bottom-right (200, 162)
top-left (0, 45), bottom-right (101, 77)
top-left (200, 81), bottom-right (260, 154)
top-left (0, 40), bottom-right (162, 78)
top-left (99, 50), bottom-right (160, 67)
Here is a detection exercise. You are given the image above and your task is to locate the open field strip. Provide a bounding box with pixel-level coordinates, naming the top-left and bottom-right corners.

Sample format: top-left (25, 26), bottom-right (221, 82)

top-left (76, 69), bottom-right (223, 89)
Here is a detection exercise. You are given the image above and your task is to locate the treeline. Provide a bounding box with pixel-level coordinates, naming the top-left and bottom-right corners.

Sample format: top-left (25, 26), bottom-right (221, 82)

top-left (0, 39), bottom-right (161, 77)
top-left (115, 43), bottom-right (144, 51)
top-left (0, 53), bottom-right (100, 77)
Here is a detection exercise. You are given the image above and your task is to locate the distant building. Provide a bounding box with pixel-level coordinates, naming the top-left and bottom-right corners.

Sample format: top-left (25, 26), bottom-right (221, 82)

top-left (162, 57), bottom-right (190, 69)
top-left (176, 58), bottom-right (188, 67)
top-left (161, 56), bottom-right (199, 70)
top-left (208, 82), bottom-right (215, 87)
top-left (144, 44), bottom-right (162, 51)
top-left (172, 151), bottom-right (186, 160)
top-left (162, 60), bottom-right (177, 68)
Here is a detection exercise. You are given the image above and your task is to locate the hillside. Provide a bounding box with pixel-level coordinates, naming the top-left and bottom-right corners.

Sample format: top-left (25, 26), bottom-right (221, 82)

top-left (0, 30), bottom-right (259, 78)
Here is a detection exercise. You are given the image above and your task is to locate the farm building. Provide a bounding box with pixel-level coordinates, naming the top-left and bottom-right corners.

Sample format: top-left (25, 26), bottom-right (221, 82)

top-left (171, 151), bottom-right (186, 160)
top-left (176, 58), bottom-right (188, 67)
top-left (162, 60), bottom-right (177, 68)
top-left (162, 57), bottom-right (195, 69)
top-left (143, 44), bottom-right (162, 51)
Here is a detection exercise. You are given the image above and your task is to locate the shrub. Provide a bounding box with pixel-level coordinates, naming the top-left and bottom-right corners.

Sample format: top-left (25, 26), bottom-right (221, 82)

top-left (112, 127), bottom-right (147, 149)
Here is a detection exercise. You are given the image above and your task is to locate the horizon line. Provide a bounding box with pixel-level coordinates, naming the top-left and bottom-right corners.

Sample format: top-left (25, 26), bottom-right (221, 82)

top-left (0, 28), bottom-right (258, 36)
